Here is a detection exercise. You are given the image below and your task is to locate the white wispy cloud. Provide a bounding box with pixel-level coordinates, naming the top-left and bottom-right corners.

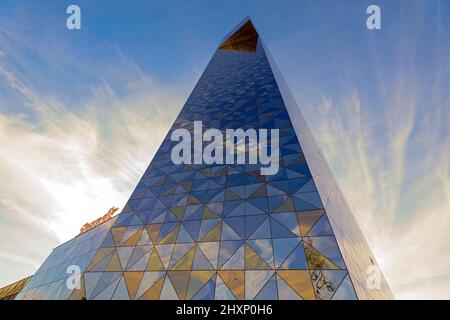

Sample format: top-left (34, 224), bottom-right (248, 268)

top-left (272, 1), bottom-right (450, 299)
top-left (297, 78), bottom-right (449, 299)
top-left (0, 29), bottom-right (190, 287)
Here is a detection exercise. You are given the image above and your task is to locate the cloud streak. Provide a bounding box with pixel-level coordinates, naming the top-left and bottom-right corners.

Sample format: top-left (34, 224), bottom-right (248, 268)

top-left (297, 70), bottom-right (449, 299)
top-left (0, 28), bottom-right (189, 287)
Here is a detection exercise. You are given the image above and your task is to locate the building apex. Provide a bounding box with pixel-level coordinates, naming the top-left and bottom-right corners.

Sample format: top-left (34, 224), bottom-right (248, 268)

top-left (219, 17), bottom-right (259, 52)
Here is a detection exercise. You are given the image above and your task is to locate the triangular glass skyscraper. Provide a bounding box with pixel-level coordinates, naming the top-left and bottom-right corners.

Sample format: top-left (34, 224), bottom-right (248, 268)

top-left (16, 18), bottom-right (393, 300)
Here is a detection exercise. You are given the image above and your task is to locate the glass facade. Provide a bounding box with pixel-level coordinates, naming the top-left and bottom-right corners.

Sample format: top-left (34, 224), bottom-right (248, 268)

top-left (0, 276), bottom-right (31, 300)
top-left (16, 18), bottom-right (392, 300)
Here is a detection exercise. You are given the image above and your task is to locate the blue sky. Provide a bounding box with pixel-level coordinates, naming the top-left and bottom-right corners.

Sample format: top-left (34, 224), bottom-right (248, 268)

top-left (0, 0), bottom-right (449, 298)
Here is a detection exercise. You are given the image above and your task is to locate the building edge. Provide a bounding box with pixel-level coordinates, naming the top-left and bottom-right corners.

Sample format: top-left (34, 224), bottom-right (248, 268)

top-left (261, 38), bottom-right (394, 300)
